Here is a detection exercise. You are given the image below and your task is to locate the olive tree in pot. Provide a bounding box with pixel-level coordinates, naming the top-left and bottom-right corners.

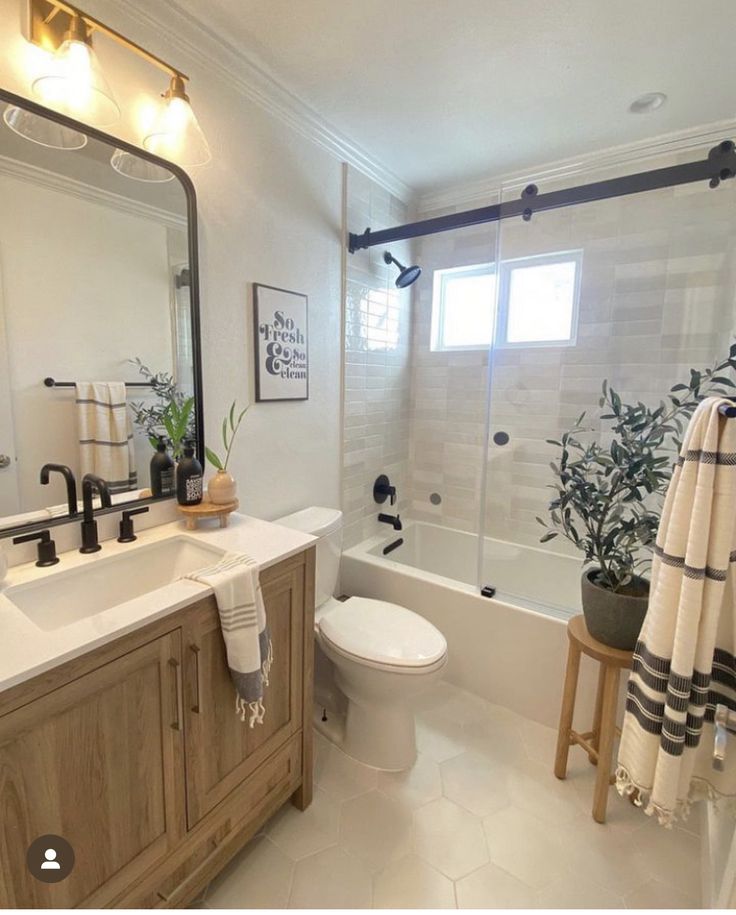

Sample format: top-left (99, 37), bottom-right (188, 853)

top-left (537, 348), bottom-right (736, 650)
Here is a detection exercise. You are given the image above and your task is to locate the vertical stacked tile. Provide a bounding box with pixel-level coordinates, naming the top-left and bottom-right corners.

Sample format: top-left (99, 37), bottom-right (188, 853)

top-left (342, 166), bottom-right (414, 548)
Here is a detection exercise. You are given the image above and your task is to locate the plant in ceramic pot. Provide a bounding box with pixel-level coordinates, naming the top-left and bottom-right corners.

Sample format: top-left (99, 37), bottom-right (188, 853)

top-left (205, 401), bottom-right (249, 505)
top-left (538, 347), bottom-right (736, 650)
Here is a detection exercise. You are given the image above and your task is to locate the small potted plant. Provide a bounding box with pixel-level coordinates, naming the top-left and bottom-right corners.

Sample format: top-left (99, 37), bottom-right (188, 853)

top-left (205, 401), bottom-right (249, 505)
top-left (538, 348), bottom-right (736, 649)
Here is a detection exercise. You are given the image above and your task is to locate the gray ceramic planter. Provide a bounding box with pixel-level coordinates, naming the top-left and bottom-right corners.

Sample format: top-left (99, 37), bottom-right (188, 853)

top-left (580, 568), bottom-right (649, 651)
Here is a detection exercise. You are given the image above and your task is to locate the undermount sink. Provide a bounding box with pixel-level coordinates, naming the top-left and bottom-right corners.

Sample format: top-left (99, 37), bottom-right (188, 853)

top-left (4, 536), bottom-right (226, 632)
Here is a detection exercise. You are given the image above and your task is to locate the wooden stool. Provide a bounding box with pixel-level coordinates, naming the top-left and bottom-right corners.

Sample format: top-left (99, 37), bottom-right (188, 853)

top-left (554, 615), bottom-right (633, 823)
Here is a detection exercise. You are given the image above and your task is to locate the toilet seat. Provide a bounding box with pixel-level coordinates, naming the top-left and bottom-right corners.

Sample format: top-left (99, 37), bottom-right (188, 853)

top-left (318, 596), bottom-right (447, 672)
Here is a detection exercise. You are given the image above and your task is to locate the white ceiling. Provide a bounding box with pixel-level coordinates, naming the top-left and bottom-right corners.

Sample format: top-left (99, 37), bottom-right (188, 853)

top-left (175, 0), bottom-right (736, 193)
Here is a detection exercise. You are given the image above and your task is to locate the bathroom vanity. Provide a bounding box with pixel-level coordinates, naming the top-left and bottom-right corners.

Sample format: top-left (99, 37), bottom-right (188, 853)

top-left (0, 518), bottom-right (315, 908)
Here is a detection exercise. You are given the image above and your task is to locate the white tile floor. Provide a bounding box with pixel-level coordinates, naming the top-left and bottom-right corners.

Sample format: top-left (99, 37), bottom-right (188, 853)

top-left (201, 681), bottom-right (703, 909)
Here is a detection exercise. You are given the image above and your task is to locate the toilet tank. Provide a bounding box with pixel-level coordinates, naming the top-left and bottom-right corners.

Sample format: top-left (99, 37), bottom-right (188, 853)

top-left (274, 507), bottom-right (343, 608)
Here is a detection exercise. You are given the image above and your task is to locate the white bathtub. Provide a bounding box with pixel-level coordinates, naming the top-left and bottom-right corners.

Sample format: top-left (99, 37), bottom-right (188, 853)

top-left (341, 520), bottom-right (602, 728)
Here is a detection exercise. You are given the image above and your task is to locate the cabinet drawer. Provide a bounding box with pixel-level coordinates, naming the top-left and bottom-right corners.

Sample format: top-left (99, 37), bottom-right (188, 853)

top-left (116, 733), bottom-right (302, 909)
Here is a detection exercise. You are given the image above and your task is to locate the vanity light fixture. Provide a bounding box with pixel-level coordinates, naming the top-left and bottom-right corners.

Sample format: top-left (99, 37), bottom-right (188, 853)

top-left (24, 0), bottom-right (211, 169)
top-left (143, 75), bottom-right (212, 168)
top-left (31, 12), bottom-right (120, 126)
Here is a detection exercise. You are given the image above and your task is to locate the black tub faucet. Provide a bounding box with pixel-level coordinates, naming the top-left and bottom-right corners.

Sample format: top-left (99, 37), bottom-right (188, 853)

top-left (80, 474), bottom-right (112, 554)
top-left (40, 463), bottom-right (78, 517)
top-left (378, 512), bottom-right (402, 531)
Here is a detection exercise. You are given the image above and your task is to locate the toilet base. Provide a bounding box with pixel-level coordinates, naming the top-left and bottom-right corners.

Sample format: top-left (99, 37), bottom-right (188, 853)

top-left (343, 694), bottom-right (418, 771)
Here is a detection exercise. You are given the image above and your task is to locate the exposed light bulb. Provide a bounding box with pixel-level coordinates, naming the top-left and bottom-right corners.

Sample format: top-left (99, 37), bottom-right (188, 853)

top-left (31, 15), bottom-right (120, 127)
top-left (143, 75), bottom-right (211, 168)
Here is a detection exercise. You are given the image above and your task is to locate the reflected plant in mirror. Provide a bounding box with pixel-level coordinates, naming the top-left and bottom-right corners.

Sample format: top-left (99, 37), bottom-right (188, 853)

top-left (128, 358), bottom-right (196, 458)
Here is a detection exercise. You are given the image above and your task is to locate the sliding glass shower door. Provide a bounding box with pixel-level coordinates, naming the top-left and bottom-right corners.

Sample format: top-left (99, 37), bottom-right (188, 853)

top-left (478, 140), bottom-right (736, 617)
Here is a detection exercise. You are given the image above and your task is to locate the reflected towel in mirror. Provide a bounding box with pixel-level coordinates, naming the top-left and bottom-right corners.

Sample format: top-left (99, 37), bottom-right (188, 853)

top-left (75, 382), bottom-right (137, 494)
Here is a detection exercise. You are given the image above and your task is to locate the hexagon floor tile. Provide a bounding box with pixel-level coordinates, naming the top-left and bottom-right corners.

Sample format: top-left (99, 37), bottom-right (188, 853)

top-left (201, 680), bottom-right (704, 909)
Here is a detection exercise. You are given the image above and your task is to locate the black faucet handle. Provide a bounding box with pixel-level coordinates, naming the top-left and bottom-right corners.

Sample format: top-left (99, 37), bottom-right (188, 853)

top-left (118, 506), bottom-right (150, 543)
top-left (13, 529), bottom-right (59, 567)
top-left (374, 474), bottom-right (397, 506)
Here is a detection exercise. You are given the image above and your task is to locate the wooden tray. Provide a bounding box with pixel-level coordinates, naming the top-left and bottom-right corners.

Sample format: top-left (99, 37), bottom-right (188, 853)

top-left (177, 499), bottom-right (239, 530)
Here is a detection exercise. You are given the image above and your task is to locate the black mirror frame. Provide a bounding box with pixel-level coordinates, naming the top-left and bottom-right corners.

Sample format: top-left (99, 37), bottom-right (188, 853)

top-left (0, 86), bottom-right (205, 539)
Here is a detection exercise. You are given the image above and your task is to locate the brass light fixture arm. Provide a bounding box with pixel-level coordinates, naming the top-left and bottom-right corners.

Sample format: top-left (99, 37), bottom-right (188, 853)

top-left (27, 0), bottom-right (189, 82)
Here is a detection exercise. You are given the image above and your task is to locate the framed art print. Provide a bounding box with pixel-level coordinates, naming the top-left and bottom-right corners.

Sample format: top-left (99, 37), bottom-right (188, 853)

top-left (253, 283), bottom-right (309, 402)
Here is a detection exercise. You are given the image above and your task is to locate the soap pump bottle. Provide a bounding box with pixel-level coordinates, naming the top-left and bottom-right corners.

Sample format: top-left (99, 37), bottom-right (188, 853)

top-left (150, 436), bottom-right (175, 498)
top-left (176, 441), bottom-right (203, 506)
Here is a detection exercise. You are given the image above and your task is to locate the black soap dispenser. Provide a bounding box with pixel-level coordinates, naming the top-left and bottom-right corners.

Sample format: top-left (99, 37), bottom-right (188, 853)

top-left (150, 437), bottom-right (175, 497)
top-left (176, 441), bottom-right (203, 506)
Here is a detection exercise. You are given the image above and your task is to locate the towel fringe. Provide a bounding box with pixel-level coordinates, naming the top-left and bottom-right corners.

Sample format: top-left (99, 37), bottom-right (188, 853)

top-left (262, 638), bottom-right (274, 687)
top-left (616, 764), bottom-right (736, 827)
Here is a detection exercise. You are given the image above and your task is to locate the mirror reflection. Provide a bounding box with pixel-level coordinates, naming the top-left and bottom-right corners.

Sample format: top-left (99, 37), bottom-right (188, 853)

top-left (0, 97), bottom-right (197, 529)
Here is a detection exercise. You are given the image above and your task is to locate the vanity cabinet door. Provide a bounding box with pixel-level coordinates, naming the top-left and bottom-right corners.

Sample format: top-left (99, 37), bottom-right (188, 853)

top-left (0, 631), bottom-right (186, 909)
top-left (183, 554), bottom-right (307, 828)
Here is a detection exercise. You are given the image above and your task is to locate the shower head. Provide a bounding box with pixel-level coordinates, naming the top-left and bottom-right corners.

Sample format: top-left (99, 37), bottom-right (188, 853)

top-left (383, 251), bottom-right (422, 288)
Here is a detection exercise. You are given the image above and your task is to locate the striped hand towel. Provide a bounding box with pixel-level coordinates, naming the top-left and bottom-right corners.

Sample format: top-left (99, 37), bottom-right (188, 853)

top-left (75, 382), bottom-right (137, 494)
top-left (616, 397), bottom-right (736, 825)
top-left (186, 553), bottom-right (273, 726)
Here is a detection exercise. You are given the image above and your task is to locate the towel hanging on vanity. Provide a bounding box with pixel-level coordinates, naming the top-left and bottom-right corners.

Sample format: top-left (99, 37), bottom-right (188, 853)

top-left (186, 553), bottom-right (273, 727)
top-left (75, 381), bottom-right (137, 494)
top-left (617, 397), bottom-right (736, 825)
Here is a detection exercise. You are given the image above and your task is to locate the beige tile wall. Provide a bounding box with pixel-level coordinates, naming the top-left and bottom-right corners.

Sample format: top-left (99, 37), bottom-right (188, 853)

top-left (408, 152), bottom-right (736, 550)
top-left (342, 167), bottom-right (414, 548)
top-left (343, 148), bottom-right (736, 556)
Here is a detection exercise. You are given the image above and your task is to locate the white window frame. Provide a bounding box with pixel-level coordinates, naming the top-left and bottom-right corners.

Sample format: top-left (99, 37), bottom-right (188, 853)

top-left (496, 249), bottom-right (582, 349)
top-left (430, 249), bottom-right (582, 352)
top-left (430, 262), bottom-right (497, 352)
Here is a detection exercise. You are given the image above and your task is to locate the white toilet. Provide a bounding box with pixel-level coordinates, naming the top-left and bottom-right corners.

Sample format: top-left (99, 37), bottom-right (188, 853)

top-left (275, 506), bottom-right (448, 770)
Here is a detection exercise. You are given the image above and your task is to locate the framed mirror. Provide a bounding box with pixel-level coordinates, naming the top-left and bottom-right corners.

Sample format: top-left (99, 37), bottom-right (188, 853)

top-left (0, 88), bottom-right (203, 535)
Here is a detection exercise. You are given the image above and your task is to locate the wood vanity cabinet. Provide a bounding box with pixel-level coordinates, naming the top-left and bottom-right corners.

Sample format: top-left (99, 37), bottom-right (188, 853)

top-left (0, 547), bottom-right (315, 909)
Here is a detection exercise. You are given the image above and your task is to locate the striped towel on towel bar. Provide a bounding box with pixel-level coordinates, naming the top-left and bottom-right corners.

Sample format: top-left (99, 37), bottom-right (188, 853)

top-left (186, 553), bottom-right (273, 726)
top-left (617, 396), bottom-right (736, 825)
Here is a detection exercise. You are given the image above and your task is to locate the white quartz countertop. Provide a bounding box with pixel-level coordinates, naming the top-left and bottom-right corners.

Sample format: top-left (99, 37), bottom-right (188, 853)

top-left (0, 513), bottom-right (315, 695)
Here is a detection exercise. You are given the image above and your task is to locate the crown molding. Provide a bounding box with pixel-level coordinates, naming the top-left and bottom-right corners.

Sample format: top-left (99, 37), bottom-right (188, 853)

top-left (417, 118), bottom-right (736, 214)
top-left (0, 154), bottom-right (187, 230)
top-left (89, 0), bottom-right (413, 204)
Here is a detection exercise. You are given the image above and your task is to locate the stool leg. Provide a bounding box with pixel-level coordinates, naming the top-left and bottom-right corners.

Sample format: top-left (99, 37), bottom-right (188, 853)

top-left (589, 665), bottom-right (606, 764)
top-left (592, 664), bottom-right (620, 823)
top-left (554, 641), bottom-right (581, 780)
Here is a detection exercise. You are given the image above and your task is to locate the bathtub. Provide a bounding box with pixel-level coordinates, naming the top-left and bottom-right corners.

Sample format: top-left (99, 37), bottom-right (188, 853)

top-left (341, 520), bottom-right (603, 728)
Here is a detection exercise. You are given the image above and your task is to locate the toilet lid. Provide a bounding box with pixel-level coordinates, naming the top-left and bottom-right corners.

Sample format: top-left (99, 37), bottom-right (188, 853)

top-left (319, 597), bottom-right (447, 668)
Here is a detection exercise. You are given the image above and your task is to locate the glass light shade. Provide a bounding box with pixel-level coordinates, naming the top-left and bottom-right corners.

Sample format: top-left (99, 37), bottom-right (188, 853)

top-left (2, 104), bottom-right (87, 150)
top-left (143, 90), bottom-right (211, 168)
top-left (110, 149), bottom-right (175, 183)
top-left (32, 38), bottom-right (120, 127)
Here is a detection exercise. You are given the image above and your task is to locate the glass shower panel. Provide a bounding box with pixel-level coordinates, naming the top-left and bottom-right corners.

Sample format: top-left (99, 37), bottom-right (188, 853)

top-left (479, 142), bottom-right (736, 618)
top-left (407, 198), bottom-right (501, 587)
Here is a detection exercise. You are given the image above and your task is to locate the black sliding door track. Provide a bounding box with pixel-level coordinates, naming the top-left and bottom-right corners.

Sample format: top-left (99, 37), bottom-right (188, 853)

top-left (348, 140), bottom-right (736, 253)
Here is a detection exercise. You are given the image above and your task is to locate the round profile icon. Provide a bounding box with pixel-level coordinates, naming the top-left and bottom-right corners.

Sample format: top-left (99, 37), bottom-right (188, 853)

top-left (26, 835), bottom-right (75, 883)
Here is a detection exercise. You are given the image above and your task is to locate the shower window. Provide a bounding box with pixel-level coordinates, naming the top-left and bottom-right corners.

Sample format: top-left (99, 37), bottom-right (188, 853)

top-left (430, 249), bottom-right (581, 351)
top-left (431, 263), bottom-right (497, 351)
top-left (497, 250), bottom-right (582, 347)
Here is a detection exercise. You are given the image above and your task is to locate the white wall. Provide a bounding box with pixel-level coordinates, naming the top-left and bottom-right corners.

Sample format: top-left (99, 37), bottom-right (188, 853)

top-left (0, 174), bottom-right (174, 511)
top-left (0, 0), bottom-right (346, 521)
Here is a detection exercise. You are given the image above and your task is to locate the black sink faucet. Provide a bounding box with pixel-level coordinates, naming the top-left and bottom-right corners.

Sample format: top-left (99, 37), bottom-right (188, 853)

top-left (80, 473), bottom-right (112, 554)
top-left (40, 463), bottom-right (78, 517)
top-left (378, 512), bottom-right (403, 531)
